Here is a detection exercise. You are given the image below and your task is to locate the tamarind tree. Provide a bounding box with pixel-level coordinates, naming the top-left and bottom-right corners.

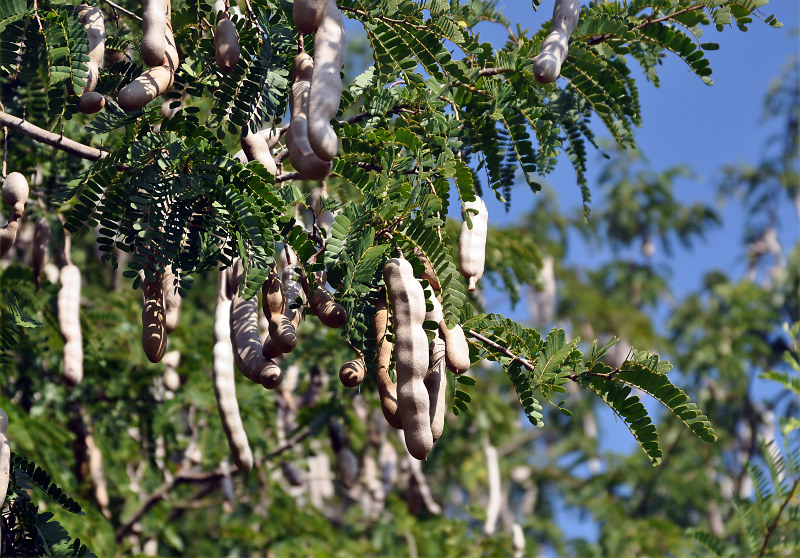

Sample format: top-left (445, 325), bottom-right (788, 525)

top-left (1, 1), bottom-right (797, 556)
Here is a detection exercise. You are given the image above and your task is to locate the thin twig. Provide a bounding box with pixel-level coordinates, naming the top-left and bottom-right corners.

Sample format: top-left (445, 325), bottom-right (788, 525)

top-left (588, 6), bottom-right (705, 45)
top-left (0, 111), bottom-right (108, 162)
top-left (102, 0), bottom-right (142, 21)
top-left (338, 5), bottom-right (428, 30)
top-left (757, 474), bottom-right (800, 557)
top-left (467, 329), bottom-right (536, 373)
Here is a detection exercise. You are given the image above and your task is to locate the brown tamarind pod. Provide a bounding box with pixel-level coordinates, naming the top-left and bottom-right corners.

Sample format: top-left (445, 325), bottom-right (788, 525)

top-left (32, 217), bottom-right (50, 288)
top-left (309, 284), bottom-right (347, 329)
top-left (294, 0), bottom-right (328, 34)
top-left (339, 358), bottom-right (365, 388)
top-left (141, 273), bottom-right (167, 363)
top-left (374, 295), bottom-right (401, 429)
top-left (214, 14), bottom-right (240, 73)
top-left (141, 0), bottom-right (170, 67)
top-left (287, 52), bottom-right (332, 179)
top-left (58, 264), bottom-right (84, 385)
top-left (78, 92), bottom-right (106, 115)
top-left (162, 266), bottom-right (182, 333)
top-left (426, 332), bottom-right (447, 442)
top-left (262, 262), bottom-right (305, 359)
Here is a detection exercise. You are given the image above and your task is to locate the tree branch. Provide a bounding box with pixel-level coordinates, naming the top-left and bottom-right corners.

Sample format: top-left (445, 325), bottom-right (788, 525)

top-left (467, 329), bottom-right (536, 373)
top-left (0, 111), bottom-right (108, 162)
top-left (101, 0), bottom-right (142, 21)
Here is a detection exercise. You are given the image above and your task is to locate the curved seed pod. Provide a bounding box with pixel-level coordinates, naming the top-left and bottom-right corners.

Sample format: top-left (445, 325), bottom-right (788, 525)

top-left (240, 131), bottom-right (278, 175)
top-left (214, 15), bottom-right (240, 73)
top-left (287, 53), bottom-right (332, 180)
top-left (425, 332), bottom-right (447, 442)
top-left (384, 257), bottom-right (433, 460)
top-left (58, 264), bottom-right (83, 385)
top-left (32, 217), bottom-right (50, 288)
top-left (119, 21), bottom-right (177, 111)
top-left (374, 296), bottom-right (401, 429)
top-left (78, 91), bottom-right (106, 114)
top-left (532, 0), bottom-right (580, 84)
top-left (294, 0), bottom-right (328, 34)
top-left (2, 172), bottom-right (29, 216)
top-left (440, 321), bottom-right (470, 374)
top-left (229, 260), bottom-right (283, 388)
top-left (0, 220), bottom-right (18, 259)
top-left (162, 266), bottom-right (181, 333)
top-left (214, 268), bottom-right (254, 472)
top-left (141, 273), bottom-right (167, 363)
top-left (307, 0), bottom-right (345, 161)
top-left (262, 263), bottom-right (305, 359)
top-left (339, 358), bottom-right (365, 388)
top-left (309, 285), bottom-right (347, 328)
top-left (161, 349), bottom-right (181, 392)
top-left (0, 409), bottom-right (10, 508)
top-left (459, 196), bottom-right (488, 291)
top-left (76, 4), bottom-right (105, 92)
top-left (261, 271), bottom-right (285, 321)
top-left (415, 248), bottom-right (440, 291)
top-left (141, 0), bottom-right (169, 67)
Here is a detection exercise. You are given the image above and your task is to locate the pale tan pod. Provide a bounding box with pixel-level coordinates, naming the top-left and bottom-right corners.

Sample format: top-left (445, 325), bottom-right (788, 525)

top-left (76, 5), bottom-right (105, 92)
top-left (532, 0), bottom-right (580, 84)
top-left (141, 273), bottom-right (167, 363)
top-left (374, 296), bottom-right (401, 430)
top-left (383, 257), bottom-right (433, 460)
top-left (141, 0), bottom-right (169, 67)
top-left (162, 266), bottom-right (181, 333)
top-left (287, 53), bottom-right (332, 180)
top-left (2, 172), bottom-right (29, 216)
top-left (229, 260), bottom-right (283, 389)
top-left (78, 92), bottom-right (106, 114)
top-left (459, 196), bottom-right (488, 291)
top-left (58, 264), bottom-right (83, 385)
top-left (118, 66), bottom-right (174, 111)
top-left (262, 262), bottom-right (305, 359)
top-left (214, 17), bottom-right (240, 73)
top-left (0, 220), bottom-right (19, 258)
top-left (425, 332), bottom-right (447, 442)
top-left (307, 0), bottom-right (345, 161)
top-left (0, 409), bottom-right (10, 509)
top-left (294, 0), bottom-right (328, 34)
top-left (440, 322), bottom-right (470, 374)
top-left (240, 132), bottom-right (278, 175)
top-left (415, 248), bottom-right (440, 291)
top-left (213, 268), bottom-right (254, 472)
top-left (339, 358), bottom-right (365, 388)
top-left (261, 271), bottom-right (285, 321)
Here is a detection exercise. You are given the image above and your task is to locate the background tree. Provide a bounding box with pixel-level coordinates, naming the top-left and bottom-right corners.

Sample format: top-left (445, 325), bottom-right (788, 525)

top-left (0, 1), bottom-right (796, 556)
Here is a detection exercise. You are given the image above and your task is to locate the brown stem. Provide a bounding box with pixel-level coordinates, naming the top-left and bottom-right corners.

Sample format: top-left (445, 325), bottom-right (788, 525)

top-left (101, 0), bottom-right (142, 21)
top-left (0, 111), bottom-right (108, 162)
top-left (467, 329), bottom-right (537, 373)
top-left (757, 474), bottom-right (800, 557)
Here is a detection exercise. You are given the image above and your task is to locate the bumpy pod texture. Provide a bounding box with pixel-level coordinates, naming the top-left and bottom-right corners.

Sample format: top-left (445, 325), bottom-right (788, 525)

top-left (309, 274), bottom-right (347, 329)
top-left (425, 332), bottom-right (447, 442)
top-left (262, 263), bottom-right (305, 359)
top-left (339, 358), bottom-right (365, 388)
top-left (214, 16), bottom-right (240, 73)
top-left (532, 0), bottom-right (580, 84)
top-left (229, 260), bottom-right (283, 388)
top-left (374, 296), bottom-right (402, 429)
top-left (162, 266), bottom-right (181, 333)
top-left (458, 196), bottom-right (488, 291)
top-left (307, 0), bottom-right (345, 161)
top-left (119, 19), bottom-right (178, 111)
top-left (58, 264), bottom-right (83, 385)
top-left (141, 0), bottom-right (169, 67)
top-left (287, 53), bottom-right (332, 180)
top-left (213, 269), bottom-right (254, 472)
top-left (76, 5), bottom-right (105, 94)
top-left (240, 131), bottom-right (278, 175)
top-left (2, 172), bottom-right (29, 216)
top-left (141, 274), bottom-right (167, 363)
top-left (0, 409), bottom-right (9, 510)
top-left (384, 257), bottom-right (433, 460)
top-left (294, 0), bottom-right (328, 34)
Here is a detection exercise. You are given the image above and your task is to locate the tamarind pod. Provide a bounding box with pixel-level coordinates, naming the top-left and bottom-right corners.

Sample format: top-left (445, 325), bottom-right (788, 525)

top-left (309, 286), bottom-right (346, 328)
top-left (458, 196), bottom-right (488, 291)
top-left (78, 92), bottom-right (106, 114)
top-left (0, 409), bottom-right (10, 510)
top-left (440, 322), bottom-right (470, 374)
top-left (141, 0), bottom-right (169, 67)
top-left (214, 17), bottom-right (240, 73)
top-left (229, 260), bottom-right (283, 388)
top-left (58, 264), bottom-right (84, 385)
top-left (261, 271), bottom-right (285, 321)
top-left (374, 296), bottom-right (402, 429)
top-left (32, 217), bottom-right (50, 288)
top-left (118, 20), bottom-right (177, 111)
top-left (425, 291), bottom-right (443, 324)
top-left (415, 248), bottom-right (440, 291)
top-left (339, 358), bottom-right (365, 388)
top-left (532, 0), bottom-right (580, 84)
top-left (162, 266), bottom-right (181, 333)
top-left (76, 5), bottom-right (105, 92)
top-left (0, 221), bottom-right (19, 259)
top-left (337, 447), bottom-right (358, 489)
top-left (384, 257), bottom-right (433, 460)
top-left (426, 332), bottom-right (447, 442)
top-left (281, 460), bottom-right (305, 486)
top-left (287, 53), bottom-right (332, 180)
top-left (267, 314), bottom-right (297, 354)
top-left (240, 132), bottom-right (278, 175)
top-left (262, 263), bottom-right (305, 358)
top-left (307, 0), bottom-right (345, 162)
top-left (2, 172), bottom-right (29, 216)
top-left (294, 0), bottom-right (328, 34)
top-left (83, 427), bottom-right (111, 517)
top-left (213, 270), bottom-right (254, 471)
top-left (141, 274), bottom-right (167, 363)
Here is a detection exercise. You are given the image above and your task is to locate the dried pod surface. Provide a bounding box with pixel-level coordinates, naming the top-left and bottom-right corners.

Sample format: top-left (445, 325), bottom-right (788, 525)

top-left (532, 0), bottom-right (580, 84)
top-left (32, 217), bottom-right (50, 288)
top-left (294, 0), bottom-right (328, 34)
top-left (384, 257), bottom-right (433, 460)
top-left (229, 260), bottom-right (283, 389)
top-left (58, 264), bottom-right (84, 385)
top-left (141, 274), bottom-right (167, 363)
top-left (76, 5), bottom-right (105, 92)
top-left (339, 358), bottom-right (365, 388)
top-left (262, 263), bottom-right (305, 359)
top-left (214, 17), bottom-right (240, 73)
top-left (459, 196), bottom-right (488, 291)
top-left (119, 21), bottom-right (178, 111)
top-left (162, 266), bottom-right (181, 333)
top-left (2, 172), bottom-right (29, 216)
top-left (240, 132), bottom-right (278, 175)
top-left (374, 296), bottom-right (401, 429)
top-left (0, 409), bottom-right (9, 508)
top-left (77, 91), bottom-right (106, 115)
top-left (307, 0), bottom-right (345, 161)
top-left (213, 269), bottom-right (254, 472)
top-left (287, 53), bottom-right (332, 180)
top-left (310, 284), bottom-right (347, 328)
top-left (261, 271), bottom-right (286, 321)
top-left (426, 332), bottom-right (447, 442)
top-left (141, 0), bottom-right (170, 67)
top-left (440, 322), bottom-right (470, 374)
